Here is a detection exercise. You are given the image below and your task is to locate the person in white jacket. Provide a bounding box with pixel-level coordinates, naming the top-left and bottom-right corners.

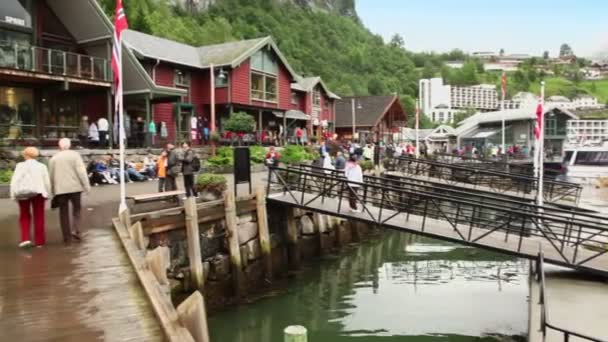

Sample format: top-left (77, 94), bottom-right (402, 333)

top-left (10, 147), bottom-right (51, 248)
top-left (344, 154), bottom-right (363, 213)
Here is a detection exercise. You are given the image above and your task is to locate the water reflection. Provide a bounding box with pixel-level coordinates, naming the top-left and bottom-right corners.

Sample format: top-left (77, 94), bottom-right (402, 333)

top-left (209, 232), bottom-right (528, 342)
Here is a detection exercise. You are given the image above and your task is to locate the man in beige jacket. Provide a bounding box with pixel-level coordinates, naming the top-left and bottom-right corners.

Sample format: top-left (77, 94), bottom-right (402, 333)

top-left (49, 138), bottom-right (90, 242)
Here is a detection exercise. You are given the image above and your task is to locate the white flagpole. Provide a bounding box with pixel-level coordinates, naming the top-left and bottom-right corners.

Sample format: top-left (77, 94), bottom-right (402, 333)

top-left (537, 81), bottom-right (545, 207)
top-left (415, 99), bottom-right (420, 158)
top-left (501, 74), bottom-right (506, 155)
top-left (118, 41), bottom-right (127, 213)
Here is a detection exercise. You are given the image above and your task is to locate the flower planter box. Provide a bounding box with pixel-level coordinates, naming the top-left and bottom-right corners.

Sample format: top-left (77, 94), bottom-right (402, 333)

top-left (203, 164), bottom-right (266, 174)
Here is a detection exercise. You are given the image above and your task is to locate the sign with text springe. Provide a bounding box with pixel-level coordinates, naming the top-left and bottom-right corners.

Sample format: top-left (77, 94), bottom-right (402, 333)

top-left (0, 0), bottom-right (32, 28)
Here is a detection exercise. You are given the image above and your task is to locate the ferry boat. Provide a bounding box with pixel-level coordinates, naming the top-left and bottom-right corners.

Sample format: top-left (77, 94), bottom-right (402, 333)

top-left (562, 145), bottom-right (608, 183)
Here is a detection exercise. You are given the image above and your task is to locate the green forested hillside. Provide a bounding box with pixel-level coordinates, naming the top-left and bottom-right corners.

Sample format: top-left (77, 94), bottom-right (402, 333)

top-left (98, 0), bottom-right (428, 113)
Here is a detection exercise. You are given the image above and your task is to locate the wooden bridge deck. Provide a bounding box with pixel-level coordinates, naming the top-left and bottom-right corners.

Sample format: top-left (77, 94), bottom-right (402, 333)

top-left (0, 224), bottom-right (163, 341)
top-left (268, 191), bottom-right (608, 275)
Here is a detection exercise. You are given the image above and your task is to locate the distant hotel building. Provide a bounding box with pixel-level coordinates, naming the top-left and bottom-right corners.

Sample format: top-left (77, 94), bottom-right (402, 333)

top-left (419, 78), bottom-right (498, 124)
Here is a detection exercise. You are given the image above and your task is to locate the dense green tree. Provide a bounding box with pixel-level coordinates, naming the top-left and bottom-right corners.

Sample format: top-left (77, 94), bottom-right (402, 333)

top-left (543, 51), bottom-right (550, 59)
top-left (559, 43), bottom-right (573, 57)
top-left (421, 61), bottom-right (436, 79)
top-left (367, 77), bottom-right (388, 95)
top-left (389, 33), bottom-right (405, 49)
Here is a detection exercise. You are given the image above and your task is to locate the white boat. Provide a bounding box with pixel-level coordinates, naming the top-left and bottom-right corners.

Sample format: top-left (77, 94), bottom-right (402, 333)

top-left (562, 144), bottom-right (608, 183)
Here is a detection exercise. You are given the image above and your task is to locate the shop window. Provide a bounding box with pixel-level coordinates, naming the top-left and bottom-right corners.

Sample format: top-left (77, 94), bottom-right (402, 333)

top-left (0, 86), bottom-right (35, 141)
top-left (251, 71), bottom-right (277, 103)
top-left (0, 29), bottom-right (31, 69)
top-left (545, 118), bottom-right (557, 136)
top-left (41, 91), bottom-right (80, 141)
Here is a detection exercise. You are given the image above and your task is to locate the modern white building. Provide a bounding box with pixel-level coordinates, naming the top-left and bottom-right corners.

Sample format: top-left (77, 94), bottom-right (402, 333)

top-left (419, 78), bottom-right (498, 124)
top-left (572, 95), bottom-right (603, 109)
top-left (566, 120), bottom-right (608, 146)
top-left (502, 93), bottom-right (603, 111)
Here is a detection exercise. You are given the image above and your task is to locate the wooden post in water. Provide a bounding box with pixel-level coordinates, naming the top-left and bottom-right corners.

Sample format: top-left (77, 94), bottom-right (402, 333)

top-left (177, 291), bottom-right (210, 342)
top-left (184, 197), bottom-right (204, 290)
top-left (284, 325), bottom-right (307, 342)
top-left (255, 186), bottom-right (273, 280)
top-left (286, 207), bottom-right (301, 269)
top-left (128, 221), bottom-right (145, 250)
top-left (119, 207), bottom-right (131, 230)
top-left (224, 191), bottom-right (246, 297)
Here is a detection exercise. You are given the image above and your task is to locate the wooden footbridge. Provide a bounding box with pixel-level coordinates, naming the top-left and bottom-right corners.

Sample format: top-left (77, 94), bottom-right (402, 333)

top-left (266, 165), bottom-right (608, 276)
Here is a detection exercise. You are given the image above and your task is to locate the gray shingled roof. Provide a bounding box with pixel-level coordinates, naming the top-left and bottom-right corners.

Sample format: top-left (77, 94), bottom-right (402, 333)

top-left (291, 75), bottom-right (340, 99)
top-left (335, 96), bottom-right (402, 128)
top-left (123, 30), bottom-right (274, 70)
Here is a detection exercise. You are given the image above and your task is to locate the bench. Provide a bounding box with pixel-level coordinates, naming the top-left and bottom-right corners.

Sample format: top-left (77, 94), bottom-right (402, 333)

top-left (128, 190), bottom-right (185, 204)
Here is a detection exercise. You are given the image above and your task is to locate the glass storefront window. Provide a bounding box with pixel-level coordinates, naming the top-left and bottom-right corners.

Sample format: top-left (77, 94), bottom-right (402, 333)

top-left (0, 86), bottom-right (35, 142)
top-left (0, 29), bottom-right (32, 69)
top-left (41, 91), bottom-right (80, 141)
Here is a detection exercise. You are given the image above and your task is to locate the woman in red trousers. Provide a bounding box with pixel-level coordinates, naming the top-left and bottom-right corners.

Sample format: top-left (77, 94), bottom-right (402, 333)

top-left (10, 147), bottom-right (51, 248)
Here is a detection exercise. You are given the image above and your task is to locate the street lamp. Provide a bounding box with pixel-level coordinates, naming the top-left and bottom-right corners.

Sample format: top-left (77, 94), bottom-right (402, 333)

top-left (351, 98), bottom-right (362, 142)
top-left (217, 68), bottom-right (227, 81)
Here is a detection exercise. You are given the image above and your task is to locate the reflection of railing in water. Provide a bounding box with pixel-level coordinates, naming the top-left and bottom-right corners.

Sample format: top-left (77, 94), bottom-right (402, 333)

top-left (267, 165), bottom-right (608, 275)
top-left (390, 155), bottom-right (582, 204)
top-left (535, 252), bottom-right (607, 342)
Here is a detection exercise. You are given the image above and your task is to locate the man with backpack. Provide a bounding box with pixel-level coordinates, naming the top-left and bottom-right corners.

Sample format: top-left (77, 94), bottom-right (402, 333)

top-left (181, 141), bottom-right (200, 198)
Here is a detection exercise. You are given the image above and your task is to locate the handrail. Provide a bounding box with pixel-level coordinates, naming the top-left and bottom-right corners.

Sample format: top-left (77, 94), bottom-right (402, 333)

top-left (536, 252), bottom-right (607, 342)
top-left (267, 166), bottom-right (608, 272)
top-left (0, 40), bottom-right (109, 82)
top-left (433, 152), bottom-right (561, 177)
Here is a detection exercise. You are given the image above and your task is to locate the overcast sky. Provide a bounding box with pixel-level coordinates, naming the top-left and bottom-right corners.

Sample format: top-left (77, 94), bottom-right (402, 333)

top-left (356, 0), bottom-right (607, 58)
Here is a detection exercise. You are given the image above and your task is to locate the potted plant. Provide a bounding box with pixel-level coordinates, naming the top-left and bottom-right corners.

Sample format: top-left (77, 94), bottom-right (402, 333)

top-left (0, 169), bottom-right (13, 198)
top-left (195, 173), bottom-right (227, 201)
top-left (223, 112), bottom-right (255, 146)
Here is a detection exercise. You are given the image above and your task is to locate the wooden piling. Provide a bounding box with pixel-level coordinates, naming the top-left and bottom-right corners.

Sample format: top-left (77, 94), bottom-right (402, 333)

top-left (184, 197), bottom-right (205, 290)
top-left (286, 207), bottom-right (301, 269)
top-left (255, 186), bottom-right (273, 280)
top-left (284, 325), bottom-right (307, 342)
top-left (128, 221), bottom-right (145, 250)
top-left (176, 291), bottom-right (210, 342)
top-left (224, 191), bottom-right (246, 297)
top-left (119, 207), bottom-right (131, 230)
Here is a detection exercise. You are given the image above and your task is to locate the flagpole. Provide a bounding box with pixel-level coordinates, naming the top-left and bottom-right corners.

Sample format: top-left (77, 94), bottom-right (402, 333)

top-left (501, 72), bottom-right (506, 155)
top-left (537, 81), bottom-right (545, 207)
top-left (118, 40), bottom-right (127, 213)
top-left (415, 99), bottom-right (420, 158)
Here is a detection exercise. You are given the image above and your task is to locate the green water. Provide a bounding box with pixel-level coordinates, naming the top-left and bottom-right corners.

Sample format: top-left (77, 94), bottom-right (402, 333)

top-left (209, 232), bottom-right (529, 341)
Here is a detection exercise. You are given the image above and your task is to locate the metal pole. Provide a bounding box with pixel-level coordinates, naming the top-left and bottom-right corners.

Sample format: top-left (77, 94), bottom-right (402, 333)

top-left (210, 63), bottom-right (216, 133)
top-left (415, 99), bottom-right (420, 158)
top-left (537, 81), bottom-right (545, 207)
top-left (351, 98), bottom-right (356, 141)
top-left (501, 83), bottom-right (506, 154)
top-left (118, 43), bottom-right (127, 214)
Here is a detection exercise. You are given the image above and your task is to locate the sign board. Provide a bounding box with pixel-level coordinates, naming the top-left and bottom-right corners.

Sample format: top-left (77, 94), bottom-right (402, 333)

top-left (233, 147), bottom-right (252, 195)
top-left (0, 1), bottom-right (32, 28)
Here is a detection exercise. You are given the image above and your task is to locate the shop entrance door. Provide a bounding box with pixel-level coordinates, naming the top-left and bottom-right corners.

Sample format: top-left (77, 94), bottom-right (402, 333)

top-left (175, 102), bottom-right (194, 143)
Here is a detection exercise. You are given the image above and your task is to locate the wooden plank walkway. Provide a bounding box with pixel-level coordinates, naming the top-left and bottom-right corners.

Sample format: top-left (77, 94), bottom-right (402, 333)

top-left (268, 191), bottom-right (608, 275)
top-left (0, 223), bottom-right (163, 341)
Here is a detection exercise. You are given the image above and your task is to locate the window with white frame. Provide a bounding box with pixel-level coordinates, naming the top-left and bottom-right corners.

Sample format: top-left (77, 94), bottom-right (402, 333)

top-left (313, 89), bottom-right (321, 107)
top-left (291, 91), bottom-right (299, 105)
top-left (174, 69), bottom-right (190, 87)
top-left (250, 49), bottom-right (278, 102)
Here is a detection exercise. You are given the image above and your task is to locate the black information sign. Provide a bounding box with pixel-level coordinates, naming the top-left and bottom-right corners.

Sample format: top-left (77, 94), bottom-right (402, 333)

top-left (233, 147), bottom-right (252, 195)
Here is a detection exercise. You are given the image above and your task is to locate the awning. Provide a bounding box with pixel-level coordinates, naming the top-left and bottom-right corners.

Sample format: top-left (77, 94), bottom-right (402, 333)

top-left (462, 127), bottom-right (504, 139)
top-left (273, 110), bottom-right (310, 121)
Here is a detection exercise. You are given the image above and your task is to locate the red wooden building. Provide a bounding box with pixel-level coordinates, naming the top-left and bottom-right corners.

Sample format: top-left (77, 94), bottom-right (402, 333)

top-left (334, 95), bottom-right (407, 143)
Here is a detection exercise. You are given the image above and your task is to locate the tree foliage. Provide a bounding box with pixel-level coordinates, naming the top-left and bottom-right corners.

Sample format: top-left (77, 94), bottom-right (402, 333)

top-left (224, 112), bottom-right (255, 133)
top-left (559, 43), bottom-right (573, 57)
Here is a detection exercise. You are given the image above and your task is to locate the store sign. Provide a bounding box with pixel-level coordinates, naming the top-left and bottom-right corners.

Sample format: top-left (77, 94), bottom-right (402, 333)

top-left (5, 15), bottom-right (25, 26)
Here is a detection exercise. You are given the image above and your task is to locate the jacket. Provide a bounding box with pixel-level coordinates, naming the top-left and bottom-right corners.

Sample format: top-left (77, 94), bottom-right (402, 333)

top-left (334, 156), bottom-right (346, 170)
top-left (167, 149), bottom-right (181, 176)
top-left (10, 159), bottom-right (52, 200)
top-left (181, 149), bottom-right (195, 175)
top-left (156, 156), bottom-right (167, 178)
top-left (49, 150), bottom-right (90, 195)
top-left (344, 162), bottom-right (363, 187)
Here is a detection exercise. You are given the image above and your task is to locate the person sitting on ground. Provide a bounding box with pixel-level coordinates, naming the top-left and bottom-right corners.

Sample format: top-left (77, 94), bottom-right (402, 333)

top-left (10, 147), bottom-right (51, 248)
top-left (87, 160), bottom-right (105, 186)
top-left (142, 154), bottom-right (157, 179)
top-left (107, 154), bottom-right (131, 183)
top-left (125, 162), bottom-right (146, 182)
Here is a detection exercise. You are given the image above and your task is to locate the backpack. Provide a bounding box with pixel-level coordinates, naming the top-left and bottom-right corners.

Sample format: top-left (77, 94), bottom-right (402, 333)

top-left (191, 155), bottom-right (201, 172)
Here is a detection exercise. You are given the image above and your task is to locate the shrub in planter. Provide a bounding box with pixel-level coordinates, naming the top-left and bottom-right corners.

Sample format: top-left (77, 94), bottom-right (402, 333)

top-left (281, 145), bottom-right (317, 165)
top-left (206, 147), bottom-right (233, 167)
top-left (209, 132), bottom-right (221, 143)
top-left (360, 160), bottom-right (374, 172)
top-left (0, 169), bottom-right (13, 184)
top-left (249, 145), bottom-right (266, 165)
top-left (195, 174), bottom-right (227, 200)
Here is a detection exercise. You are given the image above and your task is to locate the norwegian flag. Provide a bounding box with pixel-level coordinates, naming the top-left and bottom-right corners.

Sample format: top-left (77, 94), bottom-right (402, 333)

top-left (111, 0), bottom-right (128, 111)
top-left (501, 72), bottom-right (507, 99)
top-left (534, 101), bottom-right (543, 140)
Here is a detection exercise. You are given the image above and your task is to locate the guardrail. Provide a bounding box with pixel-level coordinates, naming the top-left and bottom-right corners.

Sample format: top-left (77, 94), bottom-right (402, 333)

top-left (535, 252), bottom-right (607, 342)
top-left (391, 155), bottom-right (582, 204)
top-left (0, 41), bottom-right (109, 82)
top-left (267, 165), bottom-right (608, 274)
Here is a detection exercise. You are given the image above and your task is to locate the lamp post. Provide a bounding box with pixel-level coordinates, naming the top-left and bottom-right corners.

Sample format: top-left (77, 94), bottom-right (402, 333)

top-left (351, 98), bottom-right (361, 142)
top-left (210, 63), bottom-right (216, 156)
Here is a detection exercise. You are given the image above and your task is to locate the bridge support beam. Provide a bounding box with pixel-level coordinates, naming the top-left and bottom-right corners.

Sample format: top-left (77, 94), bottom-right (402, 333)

top-left (255, 186), bottom-right (273, 280)
top-left (224, 191), bottom-right (247, 297)
top-left (286, 207), bottom-right (301, 270)
top-left (184, 197), bottom-right (204, 290)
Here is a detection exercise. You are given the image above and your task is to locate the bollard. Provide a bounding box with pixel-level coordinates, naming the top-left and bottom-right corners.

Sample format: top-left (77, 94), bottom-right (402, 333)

top-left (284, 325), bottom-right (307, 342)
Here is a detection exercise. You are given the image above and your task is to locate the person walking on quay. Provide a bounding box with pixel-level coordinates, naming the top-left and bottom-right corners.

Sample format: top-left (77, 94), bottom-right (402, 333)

top-left (334, 151), bottom-right (346, 171)
top-left (181, 141), bottom-right (199, 198)
top-left (49, 138), bottom-right (90, 243)
top-left (97, 116), bottom-right (109, 148)
top-left (156, 150), bottom-right (168, 192)
top-left (166, 143), bottom-right (179, 192)
top-left (345, 154), bottom-right (363, 213)
top-left (10, 147), bottom-right (51, 248)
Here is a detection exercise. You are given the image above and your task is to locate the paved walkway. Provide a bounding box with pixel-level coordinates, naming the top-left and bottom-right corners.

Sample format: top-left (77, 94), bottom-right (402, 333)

top-left (0, 172), bottom-right (267, 341)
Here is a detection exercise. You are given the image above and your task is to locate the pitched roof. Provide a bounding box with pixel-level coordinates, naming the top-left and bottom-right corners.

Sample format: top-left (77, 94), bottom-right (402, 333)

top-left (459, 106), bottom-right (578, 126)
top-left (122, 30), bottom-right (297, 77)
top-left (292, 76), bottom-right (340, 99)
top-left (335, 96), bottom-right (401, 128)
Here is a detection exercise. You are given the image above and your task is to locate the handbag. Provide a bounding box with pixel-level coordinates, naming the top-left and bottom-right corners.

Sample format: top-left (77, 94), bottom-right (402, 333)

top-left (12, 163), bottom-right (39, 200)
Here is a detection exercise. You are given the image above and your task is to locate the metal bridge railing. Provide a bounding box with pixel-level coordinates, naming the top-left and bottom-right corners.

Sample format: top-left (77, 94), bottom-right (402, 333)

top-left (391, 156), bottom-right (582, 205)
top-left (267, 165), bottom-right (608, 273)
top-left (535, 252), bottom-right (607, 342)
